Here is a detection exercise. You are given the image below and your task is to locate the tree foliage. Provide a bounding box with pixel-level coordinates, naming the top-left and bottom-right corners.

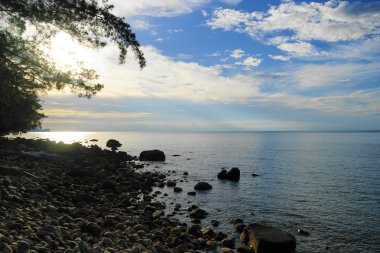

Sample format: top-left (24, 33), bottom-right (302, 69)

top-left (0, 0), bottom-right (145, 135)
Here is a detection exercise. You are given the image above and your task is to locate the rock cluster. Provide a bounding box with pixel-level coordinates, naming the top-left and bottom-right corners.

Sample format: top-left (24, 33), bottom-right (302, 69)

top-left (0, 138), bottom-right (230, 253)
top-left (218, 167), bottom-right (240, 181)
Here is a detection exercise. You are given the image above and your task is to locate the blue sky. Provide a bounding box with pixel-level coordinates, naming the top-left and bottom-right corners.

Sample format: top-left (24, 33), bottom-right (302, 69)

top-left (43, 0), bottom-right (380, 131)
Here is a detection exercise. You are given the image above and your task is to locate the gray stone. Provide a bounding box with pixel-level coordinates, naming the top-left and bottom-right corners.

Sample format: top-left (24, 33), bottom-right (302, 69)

top-left (240, 223), bottom-right (296, 253)
top-left (194, 182), bottom-right (212, 191)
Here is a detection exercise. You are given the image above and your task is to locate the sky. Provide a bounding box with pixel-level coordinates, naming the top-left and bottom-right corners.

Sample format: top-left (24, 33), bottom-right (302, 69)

top-left (43, 0), bottom-right (380, 131)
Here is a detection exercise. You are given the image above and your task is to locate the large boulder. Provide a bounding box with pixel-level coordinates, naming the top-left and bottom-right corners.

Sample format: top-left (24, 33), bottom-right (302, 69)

top-left (226, 167), bottom-right (240, 181)
top-left (106, 139), bottom-right (122, 151)
top-left (194, 182), bottom-right (212, 191)
top-left (139, 150), bottom-right (166, 161)
top-left (240, 223), bottom-right (296, 253)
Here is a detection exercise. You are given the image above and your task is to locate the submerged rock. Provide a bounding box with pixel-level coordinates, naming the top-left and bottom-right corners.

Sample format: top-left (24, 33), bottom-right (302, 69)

top-left (139, 150), bottom-right (166, 161)
top-left (240, 223), bottom-right (296, 253)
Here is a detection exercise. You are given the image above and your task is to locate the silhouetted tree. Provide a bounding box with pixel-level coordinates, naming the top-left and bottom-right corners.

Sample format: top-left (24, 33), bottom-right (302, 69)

top-left (0, 0), bottom-right (145, 135)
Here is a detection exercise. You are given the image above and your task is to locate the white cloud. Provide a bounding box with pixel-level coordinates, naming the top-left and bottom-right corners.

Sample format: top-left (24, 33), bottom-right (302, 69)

top-left (293, 62), bottom-right (380, 89)
top-left (108, 0), bottom-right (210, 17)
top-left (241, 56), bottom-right (262, 67)
top-left (269, 55), bottom-right (290, 61)
top-left (207, 8), bottom-right (262, 31)
top-left (277, 41), bottom-right (320, 57)
top-left (201, 9), bottom-right (209, 17)
top-left (230, 49), bottom-right (245, 59)
top-left (130, 19), bottom-right (153, 30)
top-left (207, 1), bottom-right (380, 57)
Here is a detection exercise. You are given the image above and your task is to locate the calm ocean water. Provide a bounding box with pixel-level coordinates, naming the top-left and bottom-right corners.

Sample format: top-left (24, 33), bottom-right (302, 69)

top-left (19, 131), bottom-right (380, 252)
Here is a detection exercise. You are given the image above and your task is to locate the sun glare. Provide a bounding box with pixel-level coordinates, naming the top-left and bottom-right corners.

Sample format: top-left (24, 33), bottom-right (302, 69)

top-left (49, 33), bottom-right (85, 70)
top-left (36, 132), bottom-right (89, 144)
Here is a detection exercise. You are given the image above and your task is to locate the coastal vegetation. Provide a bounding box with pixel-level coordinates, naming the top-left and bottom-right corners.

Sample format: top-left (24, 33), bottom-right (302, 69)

top-left (0, 0), bottom-right (145, 135)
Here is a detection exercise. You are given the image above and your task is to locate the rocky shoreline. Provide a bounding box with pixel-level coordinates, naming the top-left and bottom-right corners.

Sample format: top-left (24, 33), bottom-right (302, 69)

top-left (0, 138), bottom-right (233, 253)
top-left (0, 137), bottom-right (296, 253)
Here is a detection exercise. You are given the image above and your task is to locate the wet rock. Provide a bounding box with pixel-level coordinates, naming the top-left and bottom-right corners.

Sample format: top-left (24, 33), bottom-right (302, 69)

top-left (194, 182), bottom-right (212, 191)
top-left (218, 169), bottom-right (228, 179)
top-left (226, 167), bottom-right (240, 181)
top-left (240, 223), bottom-right (296, 253)
top-left (236, 224), bottom-right (246, 233)
top-left (202, 227), bottom-right (215, 238)
top-left (174, 187), bottom-right (183, 193)
top-left (183, 172), bottom-right (189, 176)
top-left (251, 173), bottom-right (259, 177)
top-left (215, 232), bottom-right (228, 241)
top-left (166, 181), bottom-right (176, 187)
top-left (189, 207), bottom-right (208, 219)
top-left (139, 150), bottom-right (165, 161)
top-left (206, 240), bottom-right (218, 250)
top-left (297, 229), bottom-right (310, 236)
top-left (106, 139), bottom-right (122, 151)
top-left (187, 191), bottom-right (196, 196)
top-left (187, 225), bottom-right (202, 237)
top-left (211, 220), bottom-right (220, 227)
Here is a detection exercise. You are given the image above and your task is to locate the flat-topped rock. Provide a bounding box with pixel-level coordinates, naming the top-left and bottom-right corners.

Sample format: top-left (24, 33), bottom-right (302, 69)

top-left (139, 150), bottom-right (166, 161)
top-left (240, 223), bottom-right (296, 253)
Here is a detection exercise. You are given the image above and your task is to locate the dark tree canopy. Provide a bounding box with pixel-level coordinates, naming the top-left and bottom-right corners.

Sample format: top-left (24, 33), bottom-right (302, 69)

top-left (0, 0), bottom-right (146, 135)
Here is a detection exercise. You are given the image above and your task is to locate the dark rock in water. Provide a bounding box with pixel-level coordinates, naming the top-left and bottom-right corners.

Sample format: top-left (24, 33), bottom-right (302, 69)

top-left (218, 169), bottom-right (228, 179)
top-left (166, 181), bottom-right (176, 187)
top-left (172, 154), bottom-right (181, 157)
top-left (189, 207), bottom-right (208, 219)
top-left (187, 191), bottom-right (196, 196)
top-left (251, 173), bottom-right (259, 177)
top-left (211, 219), bottom-right (220, 227)
top-left (106, 139), bottom-right (122, 151)
top-left (227, 167), bottom-right (240, 181)
top-left (240, 223), bottom-right (296, 253)
top-left (194, 182), bottom-right (212, 191)
top-left (183, 171), bottom-right (189, 176)
top-left (222, 238), bottom-right (236, 249)
top-left (139, 150), bottom-right (166, 161)
top-left (81, 222), bottom-right (102, 237)
top-left (174, 187), bottom-right (183, 192)
top-left (202, 227), bottom-right (216, 238)
top-left (232, 218), bottom-right (244, 224)
top-left (236, 224), bottom-right (246, 233)
top-left (297, 229), bottom-right (310, 236)
top-left (89, 139), bottom-right (98, 142)
top-left (187, 225), bottom-right (202, 237)
top-left (215, 232), bottom-right (228, 241)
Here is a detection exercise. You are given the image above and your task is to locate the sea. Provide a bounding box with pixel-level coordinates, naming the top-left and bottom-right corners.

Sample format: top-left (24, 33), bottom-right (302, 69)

top-left (18, 131), bottom-right (380, 253)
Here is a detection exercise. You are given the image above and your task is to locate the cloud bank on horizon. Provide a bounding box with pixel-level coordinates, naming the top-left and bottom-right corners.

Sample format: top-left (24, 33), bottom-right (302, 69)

top-left (43, 0), bottom-right (380, 131)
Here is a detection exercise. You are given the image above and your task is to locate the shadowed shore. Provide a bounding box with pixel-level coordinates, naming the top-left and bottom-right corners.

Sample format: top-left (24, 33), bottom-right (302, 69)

top-left (0, 137), bottom-right (226, 252)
